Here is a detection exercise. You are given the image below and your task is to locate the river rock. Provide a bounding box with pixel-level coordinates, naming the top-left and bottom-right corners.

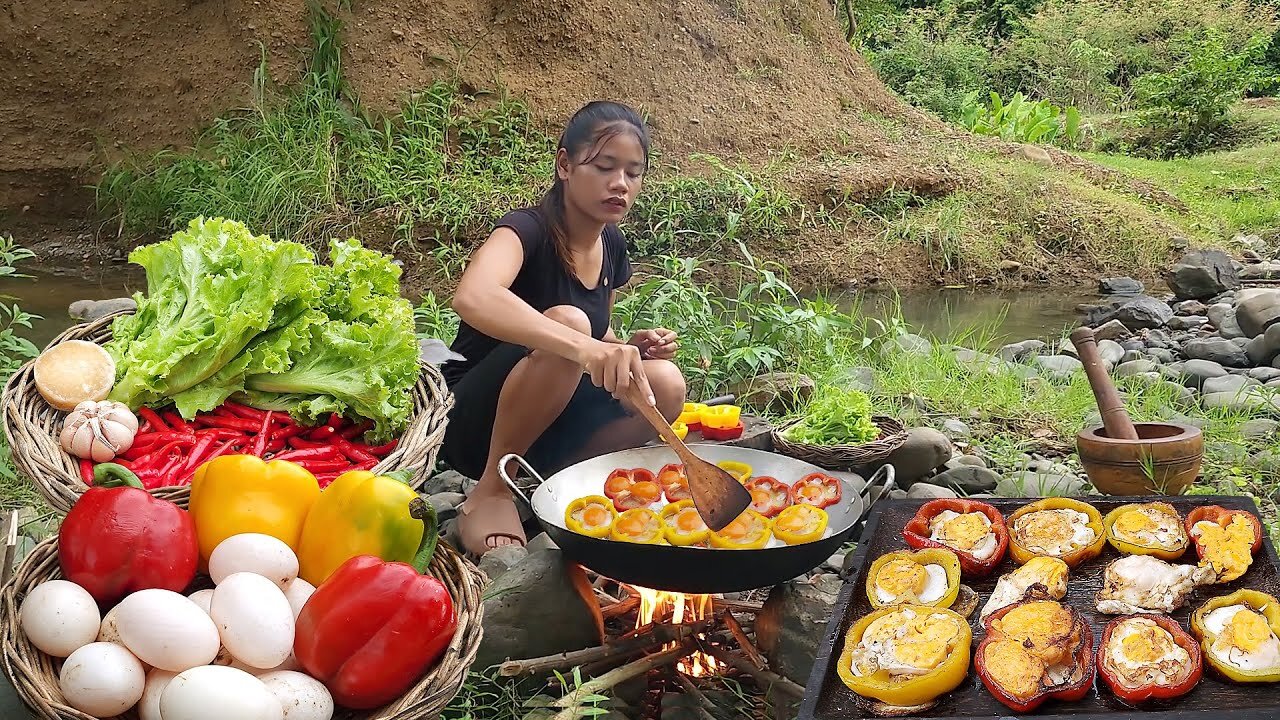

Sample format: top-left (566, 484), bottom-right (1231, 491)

top-left (475, 541), bottom-right (604, 669)
top-left (1148, 347), bottom-right (1176, 364)
top-left (423, 470), bottom-right (468, 495)
top-left (940, 418), bottom-right (971, 440)
top-left (1167, 315), bottom-right (1208, 331)
top-left (953, 348), bottom-right (1003, 370)
top-left (837, 366), bottom-right (876, 394)
top-left (477, 543), bottom-right (529, 580)
top-left (1237, 292), bottom-right (1280, 338)
top-left (1166, 249), bottom-right (1240, 300)
top-left (946, 454), bottom-right (988, 469)
top-left (1033, 355), bottom-right (1083, 380)
top-left (1184, 338), bottom-right (1249, 368)
top-left (1246, 324), bottom-right (1280, 367)
top-left (1099, 277), bottom-right (1144, 295)
top-left (1207, 302), bottom-right (1233, 327)
top-left (1115, 359), bottom-right (1160, 377)
top-left (998, 339), bottom-right (1046, 362)
top-left (429, 492), bottom-right (467, 522)
top-left (1159, 381), bottom-right (1199, 408)
top-left (1093, 320), bottom-right (1132, 341)
top-left (730, 372), bottom-right (815, 414)
top-left (997, 471), bottom-right (1089, 498)
top-left (1202, 374), bottom-right (1260, 396)
top-left (1201, 389), bottom-right (1280, 415)
top-left (1112, 296), bottom-right (1174, 329)
top-left (907, 482), bottom-right (958, 499)
top-left (933, 466), bottom-right (1001, 494)
top-left (68, 297), bottom-right (137, 322)
top-left (1174, 300), bottom-right (1209, 316)
top-left (1098, 339), bottom-right (1125, 367)
top-left (756, 575), bottom-right (843, 685)
top-left (1250, 367), bottom-right (1280, 383)
top-left (1179, 359), bottom-right (1227, 388)
top-left (883, 333), bottom-right (931, 357)
top-left (1242, 419), bottom-right (1280, 443)
top-left (874, 427), bottom-right (952, 487)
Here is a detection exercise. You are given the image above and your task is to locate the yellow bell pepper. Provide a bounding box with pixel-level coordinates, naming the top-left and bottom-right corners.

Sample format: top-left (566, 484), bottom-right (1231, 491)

top-left (773, 503), bottom-right (830, 546)
top-left (296, 468), bottom-right (426, 586)
top-left (708, 508), bottom-right (772, 549)
top-left (611, 508), bottom-right (665, 544)
top-left (1007, 497), bottom-right (1107, 568)
top-left (1191, 589), bottom-right (1280, 683)
top-left (189, 455), bottom-right (321, 566)
top-left (716, 460), bottom-right (752, 483)
top-left (670, 421), bottom-right (689, 441)
top-left (1102, 501), bottom-right (1188, 560)
top-left (838, 605), bottom-right (971, 708)
top-left (865, 548), bottom-right (961, 609)
top-left (565, 495), bottom-right (618, 539)
top-left (661, 500), bottom-right (710, 546)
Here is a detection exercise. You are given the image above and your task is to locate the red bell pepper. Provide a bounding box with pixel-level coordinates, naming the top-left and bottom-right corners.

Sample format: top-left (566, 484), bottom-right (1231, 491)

top-left (745, 476), bottom-right (793, 518)
top-left (1185, 505), bottom-right (1263, 582)
top-left (58, 463), bottom-right (199, 606)
top-left (294, 497), bottom-right (458, 709)
top-left (658, 464), bottom-right (692, 503)
top-left (1097, 614), bottom-right (1201, 703)
top-left (903, 499), bottom-right (1009, 577)
top-left (975, 600), bottom-right (1096, 713)
top-left (791, 473), bottom-right (842, 509)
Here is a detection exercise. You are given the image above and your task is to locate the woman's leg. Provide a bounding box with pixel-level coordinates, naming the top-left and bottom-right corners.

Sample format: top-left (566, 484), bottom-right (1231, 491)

top-left (457, 305), bottom-right (591, 554)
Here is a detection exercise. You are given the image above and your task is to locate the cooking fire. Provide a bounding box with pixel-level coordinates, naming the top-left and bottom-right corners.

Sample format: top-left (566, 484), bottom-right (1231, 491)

top-left (632, 586), bottom-right (721, 677)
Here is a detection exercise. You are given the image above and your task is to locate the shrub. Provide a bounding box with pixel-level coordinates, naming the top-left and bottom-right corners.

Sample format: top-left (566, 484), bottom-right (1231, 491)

top-left (961, 91), bottom-right (1083, 146)
top-left (866, 9), bottom-right (993, 121)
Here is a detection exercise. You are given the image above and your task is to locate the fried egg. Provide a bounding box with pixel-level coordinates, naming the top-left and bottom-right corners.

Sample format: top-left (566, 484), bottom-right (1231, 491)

top-left (1111, 504), bottom-right (1187, 551)
top-left (1191, 517), bottom-right (1257, 582)
top-left (1096, 555), bottom-right (1215, 615)
top-left (570, 497), bottom-right (615, 533)
top-left (1203, 604), bottom-right (1280, 672)
top-left (610, 508), bottom-right (664, 544)
top-left (1103, 617), bottom-right (1191, 688)
top-left (992, 601), bottom-right (1078, 666)
top-left (1013, 509), bottom-right (1096, 557)
top-left (850, 607), bottom-right (965, 678)
top-left (929, 510), bottom-right (998, 560)
top-left (873, 560), bottom-right (950, 605)
top-left (979, 556), bottom-right (1069, 623)
top-left (981, 601), bottom-right (1085, 700)
top-left (708, 508), bottom-right (772, 549)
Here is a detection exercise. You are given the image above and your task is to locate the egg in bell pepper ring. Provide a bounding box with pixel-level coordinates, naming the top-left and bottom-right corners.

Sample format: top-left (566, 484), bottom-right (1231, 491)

top-left (565, 495), bottom-right (618, 539)
top-left (1103, 501), bottom-right (1189, 560)
top-left (865, 548), bottom-right (961, 609)
top-left (1186, 505), bottom-right (1262, 583)
top-left (1007, 497), bottom-right (1107, 569)
top-left (1191, 588), bottom-right (1280, 683)
top-left (662, 500), bottom-right (710, 546)
top-left (611, 508), bottom-right (666, 544)
top-left (709, 508), bottom-right (772, 549)
top-left (772, 503), bottom-right (828, 545)
top-left (1098, 614), bottom-right (1202, 702)
top-left (975, 599), bottom-right (1096, 713)
top-left (903, 499), bottom-right (1008, 577)
top-left (837, 604), bottom-right (971, 713)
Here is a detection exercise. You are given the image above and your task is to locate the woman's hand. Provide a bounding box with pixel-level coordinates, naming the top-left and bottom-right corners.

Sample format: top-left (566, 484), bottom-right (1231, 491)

top-left (628, 328), bottom-right (679, 360)
top-left (577, 340), bottom-right (656, 406)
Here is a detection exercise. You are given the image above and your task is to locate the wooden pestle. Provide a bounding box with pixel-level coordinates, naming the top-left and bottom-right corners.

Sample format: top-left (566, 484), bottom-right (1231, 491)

top-left (1070, 326), bottom-right (1140, 440)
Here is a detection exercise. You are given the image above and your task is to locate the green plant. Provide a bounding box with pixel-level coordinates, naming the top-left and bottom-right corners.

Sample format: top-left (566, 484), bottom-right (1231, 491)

top-left (961, 91), bottom-right (1082, 146)
top-left (0, 236), bottom-right (43, 510)
top-left (866, 10), bottom-right (994, 121)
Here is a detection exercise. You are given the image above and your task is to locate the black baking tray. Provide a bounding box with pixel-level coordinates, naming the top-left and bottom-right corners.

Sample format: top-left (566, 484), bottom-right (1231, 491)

top-left (796, 496), bottom-right (1280, 720)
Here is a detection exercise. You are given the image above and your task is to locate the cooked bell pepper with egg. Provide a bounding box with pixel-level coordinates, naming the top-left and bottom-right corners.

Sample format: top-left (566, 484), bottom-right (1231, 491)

top-left (745, 476), bottom-right (793, 518)
top-left (979, 556), bottom-right (1069, 623)
top-left (1185, 505), bottom-right (1262, 583)
top-left (657, 463), bottom-right (691, 502)
top-left (903, 499), bottom-right (1009, 577)
top-left (709, 508), bottom-right (773, 549)
top-left (564, 495), bottom-right (618, 539)
top-left (1098, 614), bottom-right (1202, 702)
top-left (837, 605), bottom-right (971, 710)
top-left (717, 460), bottom-right (752, 483)
top-left (603, 468), bottom-right (640, 499)
top-left (1007, 498), bottom-right (1106, 569)
top-left (610, 508), bottom-right (666, 544)
top-left (661, 500), bottom-right (710, 546)
top-left (612, 478), bottom-right (663, 512)
top-left (975, 599), bottom-right (1096, 713)
top-left (1103, 501), bottom-right (1189, 560)
top-left (791, 472), bottom-right (842, 510)
top-left (865, 549), bottom-right (961, 609)
top-left (773, 503), bottom-right (829, 545)
top-left (1191, 589), bottom-right (1280, 683)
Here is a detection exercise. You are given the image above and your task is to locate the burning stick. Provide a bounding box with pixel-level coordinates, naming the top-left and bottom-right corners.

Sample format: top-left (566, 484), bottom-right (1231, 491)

top-left (671, 671), bottom-right (719, 720)
top-left (713, 598), bottom-right (763, 614)
top-left (499, 619), bottom-right (717, 677)
top-left (548, 641), bottom-right (697, 719)
top-left (699, 642), bottom-right (806, 699)
top-left (723, 611), bottom-right (766, 669)
top-left (601, 596), bottom-right (640, 619)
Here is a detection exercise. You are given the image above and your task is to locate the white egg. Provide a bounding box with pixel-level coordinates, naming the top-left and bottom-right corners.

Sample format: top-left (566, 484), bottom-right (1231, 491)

top-left (1015, 509), bottom-right (1095, 556)
top-left (96, 606), bottom-right (122, 644)
top-left (1204, 604), bottom-right (1280, 671)
top-left (138, 669), bottom-right (178, 720)
top-left (19, 580), bottom-right (101, 658)
top-left (211, 572), bottom-right (296, 669)
top-left (188, 589), bottom-right (215, 615)
top-left (259, 670), bottom-right (335, 720)
top-left (58, 641), bottom-right (146, 717)
top-left (283, 578), bottom-right (316, 619)
top-left (1106, 617), bottom-right (1189, 683)
top-left (917, 564), bottom-right (950, 604)
top-left (115, 589), bottom-right (221, 672)
top-left (209, 533), bottom-right (299, 588)
top-left (929, 510), bottom-right (997, 560)
top-left (160, 665), bottom-right (284, 720)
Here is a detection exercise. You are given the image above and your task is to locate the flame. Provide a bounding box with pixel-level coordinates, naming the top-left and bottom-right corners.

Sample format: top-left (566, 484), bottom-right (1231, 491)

top-left (633, 586), bottom-right (720, 677)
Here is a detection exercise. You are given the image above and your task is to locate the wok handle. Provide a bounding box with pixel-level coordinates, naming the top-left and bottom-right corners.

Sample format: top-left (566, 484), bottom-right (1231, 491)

top-left (856, 464), bottom-right (896, 521)
top-left (496, 453), bottom-right (546, 506)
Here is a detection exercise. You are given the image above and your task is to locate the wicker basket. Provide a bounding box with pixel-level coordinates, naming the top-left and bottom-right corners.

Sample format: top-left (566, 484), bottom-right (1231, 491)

top-left (3, 310), bottom-right (454, 514)
top-left (770, 415), bottom-right (909, 470)
top-left (1, 488), bottom-right (487, 720)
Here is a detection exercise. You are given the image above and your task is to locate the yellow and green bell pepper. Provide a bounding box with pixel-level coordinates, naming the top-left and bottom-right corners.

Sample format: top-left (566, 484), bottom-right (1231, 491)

top-left (1007, 497), bottom-right (1106, 568)
top-left (837, 605), bottom-right (971, 708)
top-left (1191, 589), bottom-right (1280, 683)
top-left (865, 548), bottom-right (961, 609)
top-left (296, 468), bottom-right (426, 585)
top-left (189, 455), bottom-right (321, 566)
top-left (1102, 501), bottom-right (1188, 560)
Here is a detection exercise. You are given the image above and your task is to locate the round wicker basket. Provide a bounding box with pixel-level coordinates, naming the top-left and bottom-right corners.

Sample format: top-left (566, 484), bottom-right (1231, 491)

top-left (770, 415), bottom-right (908, 470)
top-left (1, 489), bottom-right (487, 720)
top-left (3, 310), bottom-right (454, 514)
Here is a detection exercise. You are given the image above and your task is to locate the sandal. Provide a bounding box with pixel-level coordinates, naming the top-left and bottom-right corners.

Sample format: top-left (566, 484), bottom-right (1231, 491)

top-left (457, 493), bottom-right (528, 558)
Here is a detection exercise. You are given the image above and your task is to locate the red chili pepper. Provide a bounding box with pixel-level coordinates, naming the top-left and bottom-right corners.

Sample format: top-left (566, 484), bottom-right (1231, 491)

top-left (340, 420), bottom-right (374, 440)
top-left (176, 435), bottom-right (218, 479)
top-left (132, 439), bottom-right (192, 472)
top-left (222, 401), bottom-right (270, 421)
top-left (309, 425), bottom-right (338, 441)
top-left (195, 415), bottom-right (262, 432)
top-left (58, 464), bottom-right (199, 605)
top-left (326, 413), bottom-right (345, 430)
top-left (276, 424), bottom-right (310, 440)
top-left (79, 459), bottom-right (95, 486)
top-left (294, 498), bottom-right (457, 709)
top-left (1097, 615), bottom-right (1201, 703)
top-left (295, 460), bottom-right (354, 473)
top-left (975, 600), bottom-right (1095, 712)
top-left (264, 438), bottom-right (286, 454)
top-left (178, 438), bottom-right (241, 485)
top-left (137, 407), bottom-right (170, 432)
top-left (134, 431), bottom-right (195, 446)
top-left (745, 476), bottom-right (793, 518)
top-left (162, 411), bottom-right (191, 433)
top-left (194, 428), bottom-right (248, 440)
top-left (251, 411), bottom-right (274, 457)
top-left (364, 439), bottom-right (399, 456)
top-left (903, 499), bottom-right (1010, 577)
top-left (289, 436), bottom-right (327, 449)
top-left (333, 436), bottom-right (377, 464)
top-left (354, 460), bottom-right (377, 471)
top-left (273, 447), bottom-right (343, 462)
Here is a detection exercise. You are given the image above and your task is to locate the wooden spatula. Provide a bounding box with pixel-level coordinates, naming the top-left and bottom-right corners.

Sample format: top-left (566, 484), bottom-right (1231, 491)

top-left (625, 384), bottom-right (752, 531)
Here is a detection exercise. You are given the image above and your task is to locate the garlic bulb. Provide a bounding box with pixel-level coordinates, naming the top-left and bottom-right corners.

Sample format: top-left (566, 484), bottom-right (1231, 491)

top-left (60, 401), bottom-right (139, 463)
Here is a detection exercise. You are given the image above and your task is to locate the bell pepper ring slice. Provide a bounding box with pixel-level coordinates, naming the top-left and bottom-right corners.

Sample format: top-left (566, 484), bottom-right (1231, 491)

top-left (745, 476), bottom-right (793, 518)
top-left (613, 480), bottom-right (664, 512)
top-left (658, 464), bottom-right (692, 502)
top-left (565, 495), bottom-right (618, 539)
top-left (1098, 614), bottom-right (1202, 702)
top-left (976, 599), bottom-right (1096, 713)
top-left (1103, 502), bottom-right (1189, 561)
top-left (773, 503), bottom-right (829, 546)
top-left (610, 508), bottom-right (665, 544)
top-left (661, 500), bottom-right (711, 546)
top-left (1006, 497), bottom-right (1107, 569)
top-left (792, 473), bottom-right (842, 509)
top-left (865, 548), bottom-right (962, 609)
top-left (837, 604), bottom-right (972, 709)
top-left (903, 499), bottom-right (1009, 578)
top-left (717, 460), bottom-right (752, 483)
top-left (603, 469), bottom-right (634, 499)
top-left (1185, 505), bottom-right (1263, 583)
top-left (1191, 588), bottom-right (1280, 683)
top-left (709, 508), bottom-right (773, 549)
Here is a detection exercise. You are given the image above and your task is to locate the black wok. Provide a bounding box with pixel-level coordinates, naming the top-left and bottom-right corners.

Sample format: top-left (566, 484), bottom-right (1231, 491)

top-left (499, 445), bottom-right (894, 593)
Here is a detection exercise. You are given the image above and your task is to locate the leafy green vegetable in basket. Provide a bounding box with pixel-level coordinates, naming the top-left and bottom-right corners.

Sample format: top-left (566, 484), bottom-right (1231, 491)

top-left (780, 387), bottom-right (880, 445)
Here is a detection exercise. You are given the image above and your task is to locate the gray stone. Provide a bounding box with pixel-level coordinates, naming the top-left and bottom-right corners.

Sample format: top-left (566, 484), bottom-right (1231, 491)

top-left (1242, 419), bottom-right (1280, 443)
top-left (475, 544), bottom-right (603, 669)
top-left (756, 578), bottom-right (842, 685)
top-left (1237, 291), bottom-right (1280, 338)
top-left (1098, 339), bottom-right (1125, 366)
top-left (1001, 361), bottom-right (1040, 381)
top-left (1116, 359), bottom-right (1160, 377)
top-left (1099, 277), bottom-right (1144, 295)
top-left (1167, 315), bottom-right (1208, 331)
top-left (888, 489), bottom-right (909, 500)
top-left (68, 297), bottom-right (137, 322)
top-left (933, 466), bottom-right (1002, 494)
top-left (1152, 380), bottom-right (1198, 408)
top-left (729, 372), bottom-right (816, 414)
top-left (1167, 248), bottom-right (1241, 300)
top-left (423, 470), bottom-right (468, 495)
top-left (476, 543), bottom-right (529, 580)
top-left (1174, 300), bottom-right (1209, 316)
top-left (998, 339), bottom-right (1046, 363)
top-left (1179, 360), bottom-right (1228, 388)
top-left (940, 418), bottom-right (971, 440)
top-left (1202, 374), bottom-right (1260, 395)
top-left (1201, 389), bottom-right (1280, 414)
top-left (953, 348), bottom-right (1003, 370)
top-left (1184, 338), bottom-right (1250, 368)
top-left (1148, 348), bottom-right (1177, 364)
top-left (1113, 296), bottom-right (1174, 329)
top-left (1246, 324), bottom-right (1280, 367)
top-left (1121, 350), bottom-right (1145, 364)
top-left (907, 483), bottom-right (959, 499)
top-left (1093, 320), bottom-right (1132, 341)
top-left (997, 471), bottom-right (1089, 498)
top-left (1033, 355), bottom-right (1083, 380)
top-left (883, 333), bottom-right (931, 357)
top-left (1218, 311), bottom-right (1248, 340)
top-left (429, 492), bottom-right (467, 522)
top-left (1250, 367), bottom-right (1280, 383)
top-left (1207, 302), bottom-right (1233, 329)
top-left (874, 427), bottom-right (953, 487)
top-left (837, 366), bottom-right (876, 394)
top-left (946, 455), bottom-right (988, 469)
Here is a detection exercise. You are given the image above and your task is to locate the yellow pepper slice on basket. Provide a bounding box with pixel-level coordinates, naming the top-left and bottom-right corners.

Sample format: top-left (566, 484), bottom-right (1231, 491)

top-left (189, 455), bottom-right (320, 566)
top-left (564, 495), bottom-right (618, 539)
top-left (864, 548), bottom-right (961, 609)
top-left (661, 500), bottom-right (710, 546)
top-left (709, 508), bottom-right (772, 549)
top-left (772, 503), bottom-right (829, 546)
top-left (838, 604), bottom-right (972, 710)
